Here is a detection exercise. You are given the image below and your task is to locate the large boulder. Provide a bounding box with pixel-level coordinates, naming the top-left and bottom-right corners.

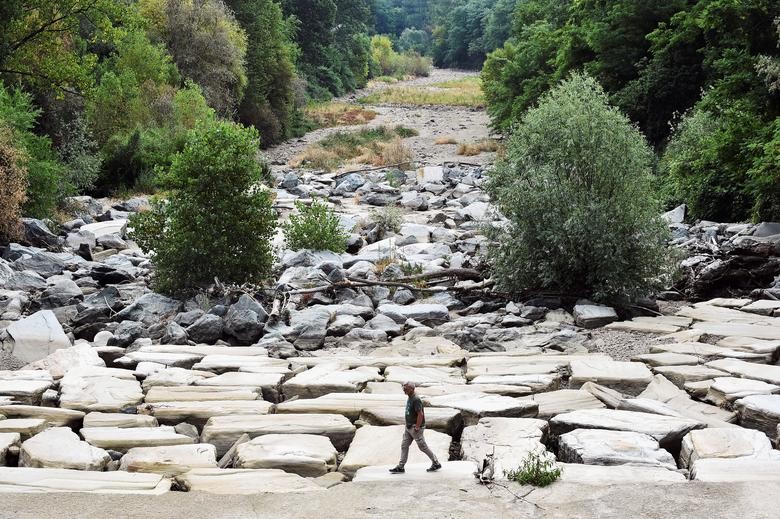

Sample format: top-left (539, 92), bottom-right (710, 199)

top-left (4, 310), bottom-right (71, 364)
top-left (19, 218), bottom-right (61, 249)
top-left (186, 314), bottom-right (224, 344)
top-left (558, 429), bottom-right (676, 469)
top-left (234, 434), bottom-right (338, 477)
top-left (287, 306), bottom-right (332, 350)
top-left (224, 295), bottom-right (268, 344)
top-left (115, 293), bottom-right (180, 326)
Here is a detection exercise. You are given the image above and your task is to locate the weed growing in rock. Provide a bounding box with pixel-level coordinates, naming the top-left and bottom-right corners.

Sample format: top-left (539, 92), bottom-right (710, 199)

top-left (505, 452), bottom-right (562, 487)
top-left (369, 206), bottom-right (402, 235)
top-left (283, 199), bottom-right (348, 253)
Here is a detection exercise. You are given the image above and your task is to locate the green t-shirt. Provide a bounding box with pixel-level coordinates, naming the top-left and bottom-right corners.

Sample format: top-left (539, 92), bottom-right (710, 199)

top-left (405, 395), bottom-right (424, 427)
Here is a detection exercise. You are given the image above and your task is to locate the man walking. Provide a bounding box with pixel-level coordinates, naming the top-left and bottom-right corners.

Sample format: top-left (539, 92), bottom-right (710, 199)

top-left (389, 381), bottom-right (442, 473)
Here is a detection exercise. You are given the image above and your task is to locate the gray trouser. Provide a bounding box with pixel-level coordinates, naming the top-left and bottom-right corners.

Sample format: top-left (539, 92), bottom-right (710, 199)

top-left (398, 425), bottom-right (438, 467)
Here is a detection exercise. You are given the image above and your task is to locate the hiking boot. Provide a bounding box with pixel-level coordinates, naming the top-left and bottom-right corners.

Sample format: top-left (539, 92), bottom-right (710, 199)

top-left (427, 462), bottom-right (442, 472)
top-left (388, 466), bottom-right (405, 474)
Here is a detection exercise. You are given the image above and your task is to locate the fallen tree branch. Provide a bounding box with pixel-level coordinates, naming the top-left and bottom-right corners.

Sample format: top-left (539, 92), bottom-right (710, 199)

top-left (398, 268), bottom-right (483, 283)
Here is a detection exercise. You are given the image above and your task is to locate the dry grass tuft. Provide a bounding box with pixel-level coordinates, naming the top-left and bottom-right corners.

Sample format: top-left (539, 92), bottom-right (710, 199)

top-left (289, 146), bottom-right (341, 170)
top-left (360, 77), bottom-right (484, 107)
top-left (305, 102), bottom-right (377, 128)
top-left (435, 135), bottom-right (458, 145)
top-left (457, 139), bottom-right (499, 156)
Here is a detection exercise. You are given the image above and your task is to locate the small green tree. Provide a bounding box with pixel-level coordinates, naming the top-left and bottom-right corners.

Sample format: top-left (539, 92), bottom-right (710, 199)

top-left (130, 120), bottom-right (276, 294)
top-left (283, 199), bottom-right (348, 252)
top-left (486, 73), bottom-right (671, 302)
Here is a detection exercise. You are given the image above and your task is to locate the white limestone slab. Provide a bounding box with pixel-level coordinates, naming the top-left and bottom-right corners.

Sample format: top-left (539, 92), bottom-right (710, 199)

top-left (59, 375), bottom-right (143, 412)
top-left (275, 393), bottom-right (405, 420)
top-left (383, 365), bottom-right (466, 386)
top-left (80, 426), bottom-right (195, 452)
top-left (679, 428), bottom-right (775, 469)
top-left (353, 461), bottom-right (476, 482)
top-left (120, 444), bottom-right (217, 476)
top-left (705, 377), bottom-right (780, 406)
top-left (706, 359), bottom-right (780, 385)
top-left (0, 405), bottom-right (83, 427)
top-left (569, 359), bottom-right (653, 395)
top-left (558, 429), bottom-right (676, 469)
top-left (282, 364), bottom-right (382, 400)
top-left (358, 406), bottom-right (462, 435)
top-left (234, 434), bottom-right (337, 477)
top-left (557, 463), bottom-right (686, 484)
top-left (338, 425), bottom-right (450, 478)
top-left (424, 392), bottom-right (538, 425)
top-left (0, 467), bottom-right (170, 494)
top-left (138, 400), bottom-right (273, 427)
top-left (521, 389), bottom-right (606, 419)
top-left (20, 427), bottom-right (110, 470)
top-left (144, 385), bottom-right (261, 403)
top-left (201, 414), bottom-right (356, 457)
top-left (690, 458), bottom-right (780, 482)
top-left (174, 468), bottom-right (324, 494)
top-left (83, 412), bottom-right (159, 428)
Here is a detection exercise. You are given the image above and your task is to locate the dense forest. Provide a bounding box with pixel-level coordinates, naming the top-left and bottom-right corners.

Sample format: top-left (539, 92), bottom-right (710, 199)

top-left (0, 0), bottom-right (778, 238)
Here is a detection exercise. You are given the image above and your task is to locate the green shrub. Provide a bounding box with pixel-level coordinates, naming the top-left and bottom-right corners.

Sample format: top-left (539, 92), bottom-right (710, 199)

top-left (486, 74), bottom-right (671, 303)
top-left (505, 452), bottom-right (562, 487)
top-left (0, 83), bottom-right (64, 218)
top-left (283, 199), bottom-right (348, 253)
top-left (0, 125), bottom-right (27, 242)
top-left (369, 206), bottom-right (402, 236)
top-left (129, 120), bottom-right (276, 294)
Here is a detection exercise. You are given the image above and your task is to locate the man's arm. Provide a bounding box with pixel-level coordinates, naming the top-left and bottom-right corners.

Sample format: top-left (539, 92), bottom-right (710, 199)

top-left (414, 404), bottom-right (424, 431)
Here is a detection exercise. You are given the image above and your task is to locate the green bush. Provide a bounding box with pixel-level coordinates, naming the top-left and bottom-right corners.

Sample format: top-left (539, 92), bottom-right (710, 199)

top-left (486, 74), bottom-right (671, 303)
top-left (129, 120), bottom-right (276, 294)
top-left (505, 452), bottom-right (562, 487)
top-left (283, 199), bottom-right (348, 253)
top-left (0, 83), bottom-right (64, 218)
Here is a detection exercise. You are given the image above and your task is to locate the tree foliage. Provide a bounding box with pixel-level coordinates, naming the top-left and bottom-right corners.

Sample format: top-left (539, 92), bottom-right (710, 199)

top-left (130, 120), bottom-right (277, 294)
top-left (283, 199), bottom-right (349, 252)
top-left (487, 74), bottom-right (671, 302)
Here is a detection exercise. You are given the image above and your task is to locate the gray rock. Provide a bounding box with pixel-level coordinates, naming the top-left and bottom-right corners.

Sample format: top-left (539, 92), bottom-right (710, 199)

top-left (392, 289), bottom-right (415, 305)
top-left (573, 303), bottom-right (618, 329)
top-left (558, 429), bottom-right (676, 469)
top-left (366, 314), bottom-right (402, 337)
top-left (174, 310), bottom-right (205, 328)
top-left (661, 204), bottom-right (686, 224)
top-left (174, 423), bottom-right (200, 440)
top-left (97, 235), bottom-right (127, 250)
top-left (108, 321), bottom-right (147, 348)
top-left (115, 293), bottom-right (180, 326)
top-left (753, 222), bottom-right (780, 238)
top-left (40, 279), bottom-right (83, 308)
top-left (223, 295), bottom-right (267, 344)
top-left (282, 250), bottom-right (343, 269)
top-left (186, 314), bottom-right (224, 344)
top-left (0, 259), bottom-right (46, 291)
top-left (327, 314), bottom-right (365, 336)
top-left (521, 306), bottom-right (547, 321)
top-left (337, 328), bottom-right (387, 345)
top-left (162, 322), bottom-right (188, 345)
top-left (289, 307), bottom-right (332, 350)
top-left (280, 172), bottom-right (299, 190)
top-left (4, 310), bottom-right (71, 363)
top-left (361, 193), bottom-right (400, 206)
top-left (12, 251), bottom-right (66, 278)
top-left (113, 197), bottom-right (149, 213)
top-left (399, 192), bottom-right (428, 211)
top-left (65, 230), bottom-right (97, 250)
top-left (333, 173), bottom-right (365, 195)
top-left (378, 303), bottom-right (450, 326)
top-left (66, 196), bottom-right (104, 217)
top-left (20, 218), bottom-right (61, 250)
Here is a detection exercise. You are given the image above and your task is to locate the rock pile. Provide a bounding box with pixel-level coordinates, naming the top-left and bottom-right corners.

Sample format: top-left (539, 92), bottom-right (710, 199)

top-left (0, 167), bottom-right (778, 494)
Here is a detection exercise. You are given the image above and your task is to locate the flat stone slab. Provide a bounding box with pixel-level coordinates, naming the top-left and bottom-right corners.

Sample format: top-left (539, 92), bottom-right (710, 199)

top-left (0, 405), bottom-right (83, 427)
top-left (21, 427), bottom-right (110, 470)
top-left (690, 458), bottom-right (780, 482)
top-left (201, 414), bottom-right (356, 457)
top-left (550, 409), bottom-right (704, 450)
top-left (632, 353), bottom-right (701, 367)
top-left (138, 400), bottom-right (273, 427)
top-left (83, 412), bottom-right (159, 428)
top-left (734, 394), bottom-right (780, 438)
top-left (234, 434), bottom-right (337, 477)
top-left (358, 407), bottom-right (463, 436)
top-left (174, 468), bottom-right (324, 494)
top-left (637, 375), bottom-right (737, 428)
top-left (604, 320), bottom-right (681, 334)
top-left (692, 322), bottom-right (780, 341)
top-left (282, 364), bottom-right (382, 400)
top-left (741, 299), bottom-right (780, 316)
top-left (194, 372), bottom-right (286, 402)
top-left (289, 355), bottom-right (464, 370)
top-left (716, 336), bottom-right (780, 356)
top-left (352, 461), bottom-right (477, 482)
top-left (338, 425), bottom-right (451, 478)
top-left (80, 426), bottom-right (195, 453)
top-left (144, 386), bottom-right (261, 403)
top-left (469, 374), bottom-right (560, 393)
top-left (521, 389), bottom-right (606, 419)
top-left (0, 433), bottom-right (19, 465)
top-left (680, 428), bottom-right (775, 469)
top-left (116, 352), bottom-right (202, 369)
top-left (465, 354), bottom-right (608, 380)
top-left (275, 393), bottom-right (406, 421)
top-left (417, 383), bottom-right (534, 398)
top-left (383, 366), bottom-right (466, 386)
top-left (0, 467), bottom-right (170, 494)
top-left (140, 368), bottom-right (208, 390)
top-left (573, 304), bottom-right (618, 329)
top-left (424, 392), bottom-right (538, 425)
top-left (557, 463), bottom-right (686, 484)
top-left (192, 355), bottom-right (290, 374)
top-left (59, 375), bottom-right (143, 412)
top-left (705, 377), bottom-right (780, 406)
top-left (653, 365), bottom-right (729, 388)
top-left (678, 304), bottom-right (774, 324)
top-left (460, 418), bottom-right (549, 477)
top-left (706, 359), bottom-right (780, 385)
top-left (650, 342), bottom-right (766, 362)
top-left (138, 345), bottom-right (269, 357)
top-left (558, 429), bottom-right (676, 470)
top-left (120, 444), bottom-right (217, 476)
top-left (0, 418), bottom-right (47, 439)
top-left (569, 360), bottom-right (653, 395)
top-left (0, 380), bottom-right (52, 405)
